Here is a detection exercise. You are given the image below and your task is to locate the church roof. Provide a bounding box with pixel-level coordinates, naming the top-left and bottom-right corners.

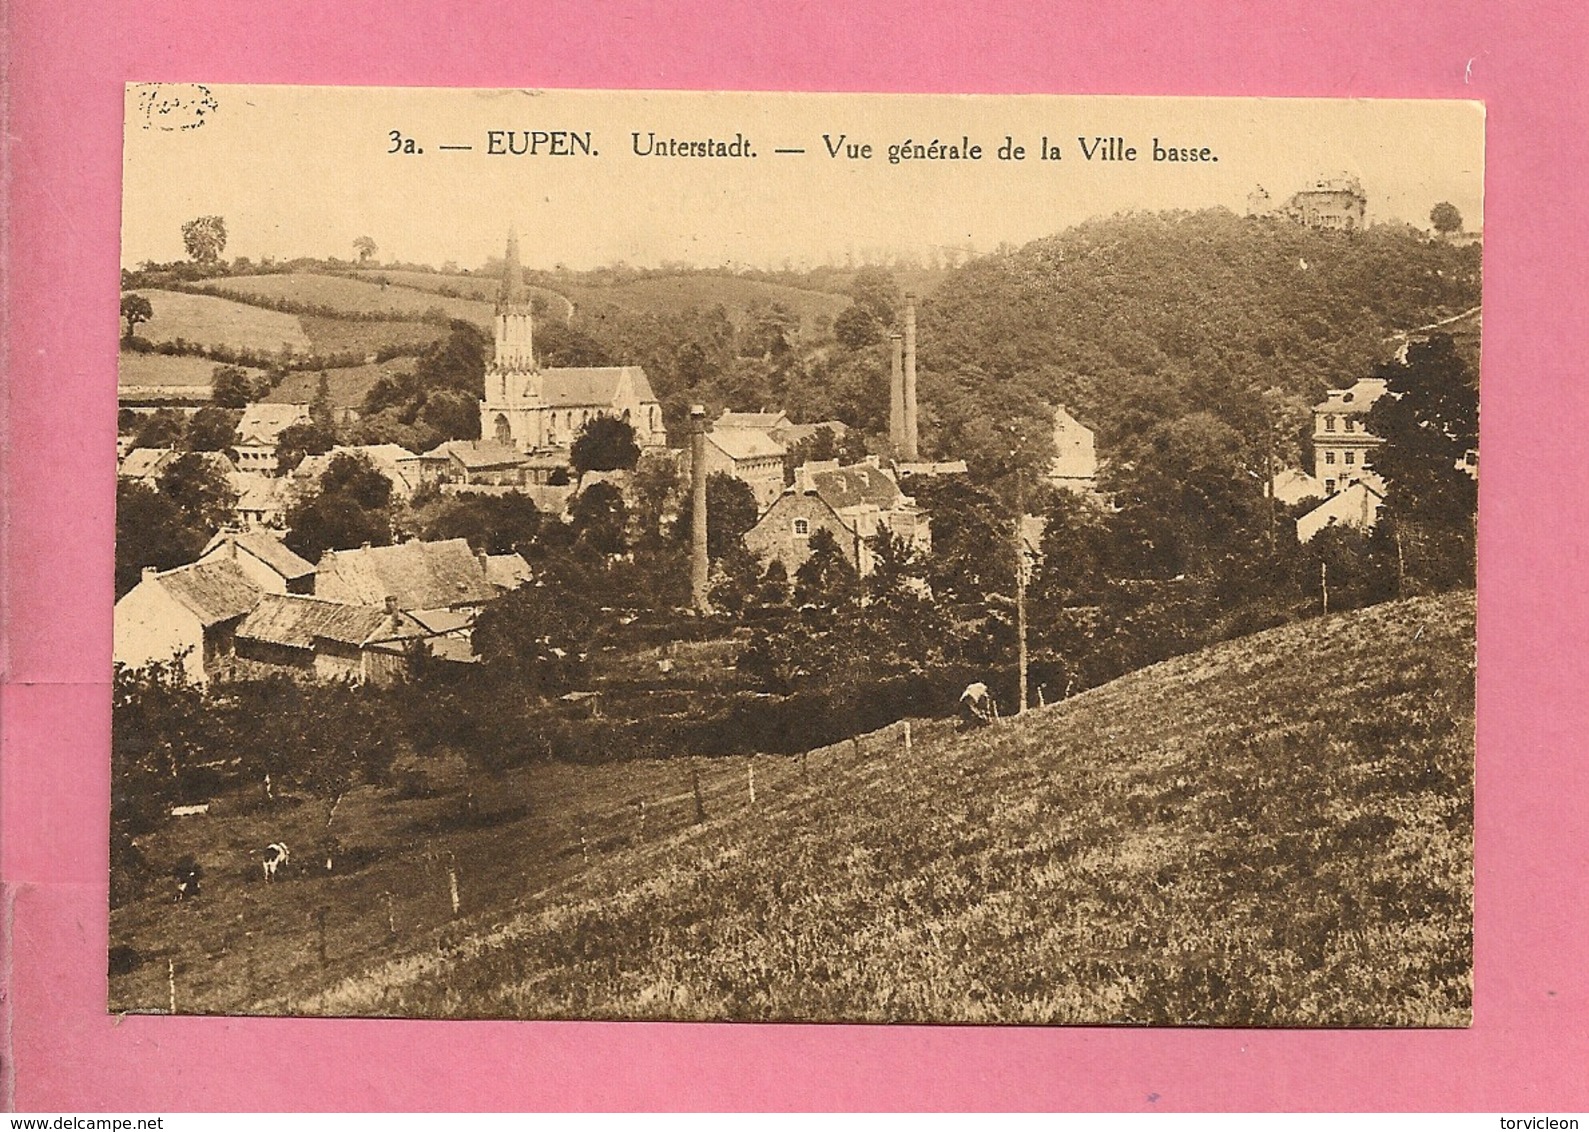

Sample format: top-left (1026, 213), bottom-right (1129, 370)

top-left (315, 538), bottom-right (497, 609)
top-left (539, 366), bottom-right (657, 408)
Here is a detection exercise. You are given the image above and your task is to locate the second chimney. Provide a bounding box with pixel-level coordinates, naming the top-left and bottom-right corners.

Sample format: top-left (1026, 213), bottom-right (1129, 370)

top-left (903, 293), bottom-right (920, 461)
top-left (888, 331), bottom-right (906, 456)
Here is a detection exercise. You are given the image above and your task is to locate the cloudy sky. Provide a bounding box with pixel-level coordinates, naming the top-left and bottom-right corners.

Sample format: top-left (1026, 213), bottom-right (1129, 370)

top-left (122, 86), bottom-right (1485, 271)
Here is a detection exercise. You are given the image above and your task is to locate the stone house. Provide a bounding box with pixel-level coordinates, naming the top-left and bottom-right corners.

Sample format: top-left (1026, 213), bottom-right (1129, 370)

top-left (699, 428), bottom-right (788, 514)
top-left (233, 593), bottom-right (434, 686)
top-left (235, 403), bottom-right (310, 474)
top-left (745, 459), bottom-right (928, 577)
top-left (313, 538), bottom-right (503, 612)
top-left (198, 531), bottom-right (316, 595)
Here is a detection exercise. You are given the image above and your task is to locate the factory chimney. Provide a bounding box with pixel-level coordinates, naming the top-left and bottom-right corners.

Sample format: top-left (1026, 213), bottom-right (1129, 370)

top-left (888, 331), bottom-right (905, 456)
top-left (689, 405), bottom-right (710, 613)
top-left (903, 293), bottom-right (920, 461)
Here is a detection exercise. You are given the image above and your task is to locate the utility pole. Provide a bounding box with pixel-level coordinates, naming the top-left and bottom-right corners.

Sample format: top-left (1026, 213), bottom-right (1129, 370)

top-left (689, 404), bottom-right (710, 613)
top-left (1009, 431), bottom-right (1029, 717)
top-left (1321, 560), bottom-right (1330, 615)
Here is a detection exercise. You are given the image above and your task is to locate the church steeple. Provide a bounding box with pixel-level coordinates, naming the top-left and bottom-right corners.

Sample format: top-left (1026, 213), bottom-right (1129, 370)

top-left (499, 226), bottom-right (528, 308)
top-left (492, 228), bottom-right (535, 371)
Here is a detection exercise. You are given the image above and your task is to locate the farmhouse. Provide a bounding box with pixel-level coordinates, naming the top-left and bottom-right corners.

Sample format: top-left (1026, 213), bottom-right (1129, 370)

top-left (1297, 478), bottom-right (1385, 543)
top-left (479, 230), bottom-right (667, 453)
top-left (235, 403), bottom-right (310, 473)
top-left (113, 559), bottom-right (262, 684)
top-left (745, 458), bottom-right (928, 577)
top-left (229, 471), bottom-right (290, 529)
top-left (418, 439), bottom-right (532, 487)
top-left (198, 530), bottom-right (316, 595)
top-left (313, 537), bottom-right (505, 612)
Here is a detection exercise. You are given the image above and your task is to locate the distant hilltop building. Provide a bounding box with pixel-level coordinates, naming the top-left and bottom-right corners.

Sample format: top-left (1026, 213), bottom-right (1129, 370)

top-left (479, 229), bottom-right (667, 453)
top-left (1047, 405), bottom-right (1098, 493)
top-left (1248, 174), bottom-right (1367, 232)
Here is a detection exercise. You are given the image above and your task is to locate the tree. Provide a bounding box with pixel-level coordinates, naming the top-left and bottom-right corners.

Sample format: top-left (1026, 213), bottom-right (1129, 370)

top-left (793, 527), bottom-right (860, 608)
top-left (156, 451), bottom-right (237, 535)
top-left (182, 406), bottom-right (240, 453)
top-left (120, 294), bottom-right (153, 340)
top-left (284, 453), bottom-right (395, 561)
top-left (675, 472), bottom-right (759, 560)
top-left (210, 364), bottom-right (255, 409)
top-left (472, 565), bottom-right (599, 695)
top-left (131, 409), bottom-right (187, 450)
top-left (569, 481), bottom-right (630, 558)
top-left (1364, 334), bottom-right (1478, 590)
top-left (180, 215), bottom-right (228, 264)
top-left (114, 481), bottom-right (206, 597)
top-left (1430, 202), bottom-right (1463, 234)
top-left (274, 419), bottom-right (337, 475)
top-left (424, 493), bottom-right (542, 556)
top-left (833, 304), bottom-right (884, 349)
top-left (570, 415), bottom-right (641, 475)
top-left (353, 235), bottom-right (378, 264)
top-left (848, 266), bottom-right (901, 326)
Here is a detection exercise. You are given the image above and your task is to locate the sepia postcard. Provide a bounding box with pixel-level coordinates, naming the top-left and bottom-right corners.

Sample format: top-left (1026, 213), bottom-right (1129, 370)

top-left (110, 87), bottom-right (1482, 1026)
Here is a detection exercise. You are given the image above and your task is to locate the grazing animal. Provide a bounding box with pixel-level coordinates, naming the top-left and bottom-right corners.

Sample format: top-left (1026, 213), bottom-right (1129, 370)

top-left (958, 681), bottom-right (995, 728)
top-left (173, 858), bottom-right (202, 902)
top-left (262, 842), bottom-right (290, 882)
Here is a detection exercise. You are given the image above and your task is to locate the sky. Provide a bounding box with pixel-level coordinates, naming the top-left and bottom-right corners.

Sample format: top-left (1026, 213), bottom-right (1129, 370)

top-left (122, 86), bottom-right (1485, 271)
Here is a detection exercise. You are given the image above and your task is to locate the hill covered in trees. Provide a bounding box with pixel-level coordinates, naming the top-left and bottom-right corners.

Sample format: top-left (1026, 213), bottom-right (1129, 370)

top-left (912, 209), bottom-right (1481, 472)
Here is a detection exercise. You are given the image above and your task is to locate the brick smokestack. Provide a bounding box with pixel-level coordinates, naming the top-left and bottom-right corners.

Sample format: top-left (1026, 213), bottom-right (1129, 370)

top-left (903, 293), bottom-right (919, 461)
top-left (888, 331), bottom-right (905, 456)
top-left (689, 404), bottom-right (710, 613)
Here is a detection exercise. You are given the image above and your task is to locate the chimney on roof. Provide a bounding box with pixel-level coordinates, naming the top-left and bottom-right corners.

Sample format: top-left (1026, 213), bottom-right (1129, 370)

top-left (477, 550), bottom-right (489, 575)
top-left (888, 331), bottom-right (905, 456)
top-left (384, 595), bottom-right (398, 615)
top-left (903, 294), bottom-right (919, 461)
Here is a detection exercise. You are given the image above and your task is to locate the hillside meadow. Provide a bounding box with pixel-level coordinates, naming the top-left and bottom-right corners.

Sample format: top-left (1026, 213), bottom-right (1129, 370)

top-left (127, 289), bottom-right (312, 355)
top-left (204, 273), bottom-right (495, 326)
top-left (118, 350), bottom-right (262, 389)
top-left (110, 593), bottom-right (1473, 1027)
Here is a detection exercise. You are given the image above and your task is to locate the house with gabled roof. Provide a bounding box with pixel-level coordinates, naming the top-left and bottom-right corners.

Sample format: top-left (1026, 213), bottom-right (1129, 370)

top-left (745, 458), bottom-right (928, 576)
top-left (235, 403), bottom-right (310, 473)
top-left (313, 537), bottom-right (500, 612)
top-left (199, 530), bottom-right (316, 595)
top-left (418, 439), bottom-right (532, 487)
top-left (113, 559), bottom-right (263, 684)
top-left (118, 447), bottom-right (178, 484)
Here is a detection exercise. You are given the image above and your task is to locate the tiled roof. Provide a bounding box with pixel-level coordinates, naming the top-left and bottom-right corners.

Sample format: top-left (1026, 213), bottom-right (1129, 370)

top-left (230, 472), bottom-right (288, 513)
top-left (539, 365), bottom-right (657, 408)
top-left (484, 553), bottom-right (532, 590)
top-left (810, 464), bottom-right (904, 512)
top-left (203, 530), bottom-right (316, 580)
top-left (426, 439), bottom-right (527, 469)
top-left (238, 403), bottom-right (310, 445)
top-left (119, 448), bottom-right (176, 480)
top-left (716, 410), bottom-right (791, 432)
top-left (237, 594), bottom-right (397, 649)
top-left (315, 538), bottom-right (496, 609)
top-left (1314, 378), bottom-right (1390, 414)
top-left (774, 420), bottom-right (847, 446)
top-left (708, 430), bottom-right (786, 461)
top-left (156, 560), bottom-right (263, 626)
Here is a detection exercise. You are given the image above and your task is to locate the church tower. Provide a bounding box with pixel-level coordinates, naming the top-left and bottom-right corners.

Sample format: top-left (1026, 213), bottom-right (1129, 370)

top-left (481, 228), bottom-right (543, 449)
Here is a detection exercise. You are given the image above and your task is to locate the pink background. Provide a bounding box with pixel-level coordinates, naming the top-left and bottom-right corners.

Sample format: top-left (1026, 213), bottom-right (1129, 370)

top-left (4, 0), bottom-right (1586, 1111)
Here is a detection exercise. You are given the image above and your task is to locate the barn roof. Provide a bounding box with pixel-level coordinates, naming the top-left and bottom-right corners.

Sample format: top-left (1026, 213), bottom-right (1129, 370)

top-left (118, 448), bottom-right (176, 480)
top-left (424, 439), bottom-right (527, 470)
top-left (484, 552), bottom-right (532, 591)
top-left (315, 538), bottom-right (496, 609)
top-left (236, 594), bottom-right (401, 649)
top-left (539, 365), bottom-right (657, 408)
top-left (156, 560), bottom-right (262, 626)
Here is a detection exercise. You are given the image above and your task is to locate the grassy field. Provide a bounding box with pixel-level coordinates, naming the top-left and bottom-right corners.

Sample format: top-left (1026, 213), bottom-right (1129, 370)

top-left (205, 273), bottom-right (495, 326)
top-left (118, 350), bottom-right (263, 389)
top-left (261, 360), bottom-right (412, 411)
top-left (109, 593), bottom-right (1473, 1026)
top-left (128, 290), bottom-right (312, 355)
top-left (352, 269), bottom-right (573, 319)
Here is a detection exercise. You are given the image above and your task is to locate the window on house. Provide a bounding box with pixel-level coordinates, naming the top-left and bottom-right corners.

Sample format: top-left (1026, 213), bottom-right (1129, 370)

top-left (1344, 418), bottom-right (1355, 432)
top-left (793, 518), bottom-right (810, 536)
top-left (1325, 415), bottom-right (1337, 432)
top-left (1325, 479), bottom-right (1336, 494)
top-left (1344, 451), bottom-right (1355, 465)
top-left (1324, 451), bottom-right (1336, 464)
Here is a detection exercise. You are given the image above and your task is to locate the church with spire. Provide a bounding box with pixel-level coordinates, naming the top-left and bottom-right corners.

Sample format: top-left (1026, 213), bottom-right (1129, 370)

top-left (478, 229), bottom-right (668, 453)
